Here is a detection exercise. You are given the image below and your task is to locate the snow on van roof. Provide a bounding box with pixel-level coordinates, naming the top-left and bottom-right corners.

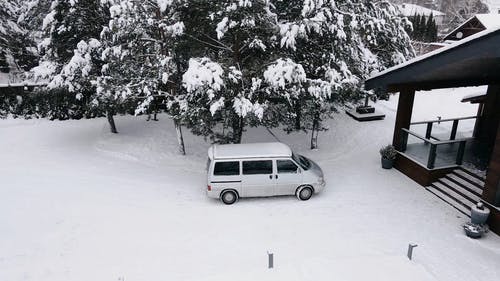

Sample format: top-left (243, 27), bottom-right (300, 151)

top-left (209, 142), bottom-right (292, 160)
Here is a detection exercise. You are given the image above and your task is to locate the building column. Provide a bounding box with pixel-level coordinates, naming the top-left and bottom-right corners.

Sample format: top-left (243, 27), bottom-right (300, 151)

top-left (482, 119), bottom-right (500, 205)
top-left (392, 89), bottom-right (415, 150)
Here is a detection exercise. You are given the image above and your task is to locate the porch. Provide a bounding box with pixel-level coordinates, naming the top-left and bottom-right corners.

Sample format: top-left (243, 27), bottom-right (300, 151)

top-left (400, 116), bottom-right (488, 172)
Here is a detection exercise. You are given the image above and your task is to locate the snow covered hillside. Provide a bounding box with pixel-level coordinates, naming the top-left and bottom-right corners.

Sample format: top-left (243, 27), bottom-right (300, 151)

top-left (1, 87), bottom-right (499, 281)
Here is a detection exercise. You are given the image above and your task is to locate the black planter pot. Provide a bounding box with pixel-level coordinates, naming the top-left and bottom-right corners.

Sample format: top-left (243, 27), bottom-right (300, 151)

top-left (381, 157), bottom-right (394, 169)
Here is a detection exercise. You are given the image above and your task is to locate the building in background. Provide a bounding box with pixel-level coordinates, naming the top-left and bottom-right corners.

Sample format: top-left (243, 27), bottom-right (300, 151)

top-left (398, 3), bottom-right (446, 26)
top-left (444, 14), bottom-right (500, 41)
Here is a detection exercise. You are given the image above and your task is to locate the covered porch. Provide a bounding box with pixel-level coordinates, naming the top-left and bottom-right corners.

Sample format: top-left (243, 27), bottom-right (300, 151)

top-left (365, 28), bottom-right (500, 234)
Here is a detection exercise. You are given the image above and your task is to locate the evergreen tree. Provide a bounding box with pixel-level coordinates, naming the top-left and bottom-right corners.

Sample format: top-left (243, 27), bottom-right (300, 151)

top-left (0, 0), bottom-right (37, 74)
top-left (30, 0), bottom-right (113, 126)
top-left (425, 13), bottom-right (437, 42)
top-left (175, 0), bottom-right (280, 144)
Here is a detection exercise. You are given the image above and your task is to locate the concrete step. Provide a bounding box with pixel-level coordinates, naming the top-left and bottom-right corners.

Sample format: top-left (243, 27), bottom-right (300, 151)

top-left (426, 185), bottom-right (471, 217)
top-left (445, 173), bottom-right (483, 197)
top-left (453, 169), bottom-right (485, 189)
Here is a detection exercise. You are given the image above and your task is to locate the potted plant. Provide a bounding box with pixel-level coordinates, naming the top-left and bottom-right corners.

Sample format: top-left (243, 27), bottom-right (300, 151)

top-left (379, 144), bottom-right (397, 169)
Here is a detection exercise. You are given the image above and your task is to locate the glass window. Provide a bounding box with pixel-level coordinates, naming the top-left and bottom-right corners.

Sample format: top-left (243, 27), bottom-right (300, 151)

top-left (243, 160), bottom-right (273, 175)
top-left (214, 161), bottom-right (240, 176)
top-left (292, 153), bottom-right (311, 170)
top-left (277, 160), bottom-right (298, 174)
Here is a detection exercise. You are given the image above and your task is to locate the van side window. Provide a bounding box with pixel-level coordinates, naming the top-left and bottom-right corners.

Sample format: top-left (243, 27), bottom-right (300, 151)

top-left (243, 160), bottom-right (272, 175)
top-left (277, 160), bottom-right (298, 174)
top-left (214, 161), bottom-right (240, 176)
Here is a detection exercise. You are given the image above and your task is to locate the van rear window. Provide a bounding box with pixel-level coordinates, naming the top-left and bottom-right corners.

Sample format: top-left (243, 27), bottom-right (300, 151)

top-left (214, 161), bottom-right (240, 176)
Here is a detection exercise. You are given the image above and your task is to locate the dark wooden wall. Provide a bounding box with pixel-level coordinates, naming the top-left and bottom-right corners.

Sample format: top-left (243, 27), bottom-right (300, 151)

top-left (395, 153), bottom-right (456, 186)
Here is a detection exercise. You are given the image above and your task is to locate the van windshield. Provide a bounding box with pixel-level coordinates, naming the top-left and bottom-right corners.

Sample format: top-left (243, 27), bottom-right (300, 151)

top-left (292, 153), bottom-right (311, 170)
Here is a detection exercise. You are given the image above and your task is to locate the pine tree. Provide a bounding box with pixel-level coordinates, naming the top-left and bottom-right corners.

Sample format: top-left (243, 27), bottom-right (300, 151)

top-left (0, 0), bottom-right (37, 75)
top-left (271, 0), bottom-right (414, 148)
top-left (29, 0), bottom-right (113, 126)
top-left (175, 0), bottom-right (279, 144)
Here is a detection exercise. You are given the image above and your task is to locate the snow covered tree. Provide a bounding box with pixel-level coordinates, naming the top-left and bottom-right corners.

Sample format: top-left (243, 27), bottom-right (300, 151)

top-left (97, 0), bottom-right (189, 150)
top-left (174, 0), bottom-right (279, 144)
top-left (175, 0), bottom-right (413, 147)
top-left (271, 0), bottom-right (414, 148)
top-left (0, 0), bottom-right (37, 75)
top-left (28, 0), bottom-right (113, 125)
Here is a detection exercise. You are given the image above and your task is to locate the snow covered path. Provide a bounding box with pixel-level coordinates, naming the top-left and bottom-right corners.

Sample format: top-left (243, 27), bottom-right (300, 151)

top-left (1, 89), bottom-right (499, 281)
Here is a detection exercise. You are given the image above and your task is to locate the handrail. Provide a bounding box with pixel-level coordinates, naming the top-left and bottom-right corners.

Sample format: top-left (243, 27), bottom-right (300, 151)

top-left (401, 128), bottom-right (471, 146)
top-left (410, 115), bottom-right (477, 125)
top-left (401, 128), bottom-right (470, 169)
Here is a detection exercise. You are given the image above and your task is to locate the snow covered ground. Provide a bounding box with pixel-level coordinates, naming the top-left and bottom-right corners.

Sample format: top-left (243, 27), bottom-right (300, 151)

top-left (1, 87), bottom-right (499, 281)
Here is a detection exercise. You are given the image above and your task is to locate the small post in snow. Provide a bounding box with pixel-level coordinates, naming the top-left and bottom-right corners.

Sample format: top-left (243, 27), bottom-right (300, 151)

top-left (407, 243), bottom-right (418, 260)
top-left (267, 251), bottom-right (274, 269)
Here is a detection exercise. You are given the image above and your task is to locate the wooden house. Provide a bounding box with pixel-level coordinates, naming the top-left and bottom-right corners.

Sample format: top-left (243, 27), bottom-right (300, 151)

top-left (365, 27), bottom-right (500, 235)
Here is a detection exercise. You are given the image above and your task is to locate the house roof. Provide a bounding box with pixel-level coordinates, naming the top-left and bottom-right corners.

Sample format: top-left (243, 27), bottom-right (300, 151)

top-left (208, 142), bottom-right (292, 160)
top-left (461, 91), bottom-right (488, 103)
top-left (365, 26), bottom-right (500, 92)
top-left (397, 3), bottom-right (445, 17)
top-left (444, 14), bottom-right (500, 40)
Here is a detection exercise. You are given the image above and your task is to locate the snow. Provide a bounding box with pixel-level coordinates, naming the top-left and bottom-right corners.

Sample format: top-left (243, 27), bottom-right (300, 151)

top-left (211, 142), bottom-right (292, 160)
top-left (397, 3), bottom-right (445, 17)
top-left (476, 14), bottom-right (500, 29)
top-left (182, 58), bottom-right (224, 95)
top-left (368, 26), bottom-right (500, 81)
top-left (1, 88), bottom-right (499, 281)
top-left (264, 58), bottom-right (306, 89)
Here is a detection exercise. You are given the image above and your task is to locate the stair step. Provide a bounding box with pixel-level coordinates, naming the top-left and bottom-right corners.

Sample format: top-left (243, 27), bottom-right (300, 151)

top-left (445, 173), bottom-right (483, 195)
top-left (453, 169), bottom-right (485, 188)
top-left (426, 185), bottom-right (471, 217)
top-left (458, 166), bottom-right (486, 181)
top-left (438, 178), bottom-right (482, 202)
top-left (432, 182), bottom-right (476, 210)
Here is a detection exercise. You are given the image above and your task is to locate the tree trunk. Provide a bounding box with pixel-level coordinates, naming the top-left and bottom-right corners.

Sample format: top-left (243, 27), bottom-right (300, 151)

top-left (232, 116), bottom-right (244, 144)
top-left (294, 100), bottom-right (301, 130)
top-left (174, 119), bottom-right (186, 155)
top-left (107, 109), bottom-right (118, 134)
top-left (310, 111), bottom-right (320, 150)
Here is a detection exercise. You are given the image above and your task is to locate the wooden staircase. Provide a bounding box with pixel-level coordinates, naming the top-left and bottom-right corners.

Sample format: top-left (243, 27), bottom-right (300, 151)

top-left (426, 167), bottom-right (485, 216)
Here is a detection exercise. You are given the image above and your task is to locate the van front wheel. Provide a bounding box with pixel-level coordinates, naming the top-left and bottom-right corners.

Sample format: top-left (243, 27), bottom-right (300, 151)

top-left (221, 190), bottom-right (238, 205)
top-left (296, 186), bottom-right (313, 201)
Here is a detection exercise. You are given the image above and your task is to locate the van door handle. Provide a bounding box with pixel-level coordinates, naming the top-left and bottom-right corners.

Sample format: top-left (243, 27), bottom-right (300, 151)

top-left (275, 175), bottom-right (278, 179)
top-left (269, 175), bottom-right (272, 179)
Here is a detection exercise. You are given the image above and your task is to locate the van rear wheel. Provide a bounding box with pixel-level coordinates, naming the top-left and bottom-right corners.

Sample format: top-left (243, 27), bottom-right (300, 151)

top-left (221, 190), bottom-right (238, 205)
top-left (296, 186), bottom-right (313, 201)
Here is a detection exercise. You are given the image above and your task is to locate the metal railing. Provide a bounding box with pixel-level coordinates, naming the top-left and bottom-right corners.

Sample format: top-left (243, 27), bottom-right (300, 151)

top-left (400, 128), bottom-right (471, 169)
top-left (410, 116), bottom-right (477, 141)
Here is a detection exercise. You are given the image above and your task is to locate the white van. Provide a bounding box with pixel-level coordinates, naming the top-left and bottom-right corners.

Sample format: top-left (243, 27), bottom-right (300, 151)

top-left (206, 142), bottom-right (325, 204)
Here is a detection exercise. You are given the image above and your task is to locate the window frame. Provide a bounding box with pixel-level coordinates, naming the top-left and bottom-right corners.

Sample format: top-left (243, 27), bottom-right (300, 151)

top-left (242, 159), bottom-right (273, 175)
top-left (277, 159), bottom-right (300, 174)
top-left (213, 160), bottom-right (241, 176)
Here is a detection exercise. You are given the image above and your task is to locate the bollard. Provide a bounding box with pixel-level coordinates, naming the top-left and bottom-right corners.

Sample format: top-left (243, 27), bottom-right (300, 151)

top-left (407, 243), bottom-right (418, 260)
top-left (268, 252), bottom-right (274, 269)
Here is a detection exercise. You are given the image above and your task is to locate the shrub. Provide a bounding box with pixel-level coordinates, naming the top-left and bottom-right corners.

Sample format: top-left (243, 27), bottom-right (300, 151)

top-left (380, 144), bottom-right (397, 160)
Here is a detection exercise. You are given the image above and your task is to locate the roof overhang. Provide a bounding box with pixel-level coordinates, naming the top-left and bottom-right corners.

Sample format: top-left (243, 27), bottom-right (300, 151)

top-left (365, 28), bottom-right (500, 93)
